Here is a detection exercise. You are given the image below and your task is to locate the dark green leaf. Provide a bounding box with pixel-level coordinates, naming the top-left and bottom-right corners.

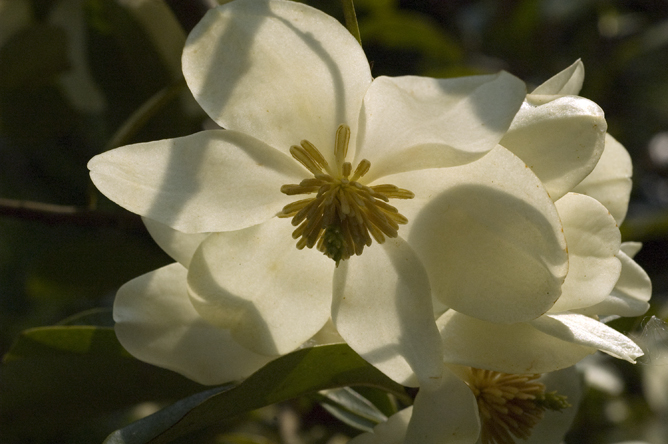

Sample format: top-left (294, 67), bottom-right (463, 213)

top-left (105, 344), bottom-right (408, 444)
top-left (0, 24), bottom-right (69, 89)
top-left (0, 326), bottom-right (206, 442)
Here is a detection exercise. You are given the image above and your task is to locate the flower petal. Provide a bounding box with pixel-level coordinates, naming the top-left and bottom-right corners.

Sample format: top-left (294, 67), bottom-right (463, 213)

top-left (404, 368), bottom-right (480, 444)
top-left (500, 95), bottom-right (607, 201)
top-left (394, 146), bottom-right (568, 324)
top-left (437, 311), bottom-right (596, 374)
top-left (356, 72), bottom-right (526, 181)
top-left (524, 367), bottom-right (583, 444)
top-left (532, 59), bottom-right (584, 95)
top-left (530, 313), bottom-right (644, 363)
top-left (182, 0), bottom-right (372, 161)
top-left (347, 408), bottom-right (413, 444)
top-left (114, 263), bottom-right (272, 385)
top-left (332, 238), bottom-right (443, 386)
top-left (575, 247), bottom-right (651, 317)
top-left (88, 130), bottom-right (305, 233)
top-left (621, 241), bottom-right (643, 258)
top-left (187, 217), bottom-right (333, 356)
top-left (142, 217), bottom-right (208, 268)
top-left (550, 193), bottom-right (622, 312)
top-left (572, 133), bottom-right (633, 224)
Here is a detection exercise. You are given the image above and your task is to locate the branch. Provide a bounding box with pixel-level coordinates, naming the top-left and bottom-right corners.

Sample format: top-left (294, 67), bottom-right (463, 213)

top-left (0, 198), bottom-right (144, 231)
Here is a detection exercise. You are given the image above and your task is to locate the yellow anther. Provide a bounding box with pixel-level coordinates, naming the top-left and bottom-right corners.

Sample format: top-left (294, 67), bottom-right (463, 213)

top-left (278, 124), bottom-right (414, 264)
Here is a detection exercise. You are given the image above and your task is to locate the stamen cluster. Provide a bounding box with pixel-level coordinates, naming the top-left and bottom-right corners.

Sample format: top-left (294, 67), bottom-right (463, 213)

top-left (278, 124), bottom-right (414, 264)
top-left (464, 367), bottom-right (569, 444)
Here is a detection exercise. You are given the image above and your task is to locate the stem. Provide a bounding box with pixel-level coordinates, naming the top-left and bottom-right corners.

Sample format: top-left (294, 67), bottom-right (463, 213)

top-left (0, 197), bottom-right (144, 231)
top-left (165, 0), bottom-right (216, 33)
top-left (341, 0), bottom-right (362, 46)
top-left (105, 78), bottom-right (187, 152)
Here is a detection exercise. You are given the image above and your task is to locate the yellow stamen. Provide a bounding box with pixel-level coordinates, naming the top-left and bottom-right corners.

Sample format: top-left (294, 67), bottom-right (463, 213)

top-left (462, 367), bottom-right (570, 444)
top-left (278, 124), bottom-right (414, 264)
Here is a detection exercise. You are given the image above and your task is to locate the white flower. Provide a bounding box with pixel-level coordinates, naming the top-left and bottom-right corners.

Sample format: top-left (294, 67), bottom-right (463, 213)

top-left (88, 0), bottom-right (573, 387)
top-left (349, 366), bottom-right (582, 444)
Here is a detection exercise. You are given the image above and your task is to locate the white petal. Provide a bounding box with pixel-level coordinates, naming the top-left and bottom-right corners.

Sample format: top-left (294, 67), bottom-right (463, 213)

top-left (348, 408), bottom-right (413, 444)
top-left (332, 238), bottom-right (443, 386)
top-left (530, 313), bottom-right (644, 363)
top-left (405, 368), bottom-right (480, 444)
top-left (182, 0), bottom-right (371, 162)
top-left (532, 60), bottom-right (585, 95)
top-left (572, 133), bottom-right (633, 224)
top-left (524, 367), bottom-right (583, 444)
top-left (88, 130), bottom-right (305, 233)
top-left (393, 146), bottom-right (568, 324)
top-left (114, 263), bottom-right (272, 385)
top-left (576, 248), bottom-right (651, 317)
top-left (621, 241), bottom-right (643, 258)
top-left (187, 217), bottom-right (333, 356)
top-left (500, 96), bottom-right (607, 201)
top-left (550, 193), bottom-right (622, 312)
top-left (437, 311), bottom-right (596, 374)
top-left (356, 72), bottom-right (526, 181)
top-left (142, 217), bottom-right (208, 268)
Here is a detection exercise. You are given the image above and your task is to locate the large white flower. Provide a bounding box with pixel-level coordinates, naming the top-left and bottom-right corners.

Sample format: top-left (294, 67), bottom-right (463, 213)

top-left (349, 365), bottom-right (582, 444)
top-left (88, 0), bottom-right (587, 387)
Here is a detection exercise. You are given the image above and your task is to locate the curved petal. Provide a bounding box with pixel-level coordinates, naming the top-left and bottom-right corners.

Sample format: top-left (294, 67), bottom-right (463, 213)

top-left (621, 241), bottom-right (643, 258)
top-left (575, 247), bottom-right (651, 317)
top-left (532, 59), bottom-right (584, 95)
top-left (356, 72), bottom-right (526, 181)
top-left (348, 407), bottom-right (413, 444)
top-left (572, 133), bottom-right (633, 224)
top-left (332, 237), bottom-right (443, 387)
top-left (525, 367), bottom-right (582, 444)
top-left (437, 311), bottom-right (596, 374)
top-left (500, 96), bottom-right (607, 201)
top-left (405, 368), bottom-right (480, 444)
top-left (550, 193), bottom-right (622, 312)
top-left (530, 313), bottom-right (644, 363)
top-left (88, 130), bottom-right (305, 233)
top-left (182, 0), bottom-right (372, 162)
top-left (114, 263), bottom-right (272, 385)
top-left (187, 217), bottom-right (333, 356)
top-left (142, 217), bottom-right (208, 268)
top-left (393, 147), bottom-right (568, 324)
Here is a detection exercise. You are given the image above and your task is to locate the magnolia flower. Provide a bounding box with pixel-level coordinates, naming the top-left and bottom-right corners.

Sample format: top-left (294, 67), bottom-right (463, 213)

top-left (88, 0), bottom-right (582, 388)
top-left (349, 366), bottom-right (582, 444)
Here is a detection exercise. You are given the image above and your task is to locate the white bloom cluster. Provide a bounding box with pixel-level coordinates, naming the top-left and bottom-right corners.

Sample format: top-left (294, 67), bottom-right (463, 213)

top-left (88, 1), bottom-right (651, 442)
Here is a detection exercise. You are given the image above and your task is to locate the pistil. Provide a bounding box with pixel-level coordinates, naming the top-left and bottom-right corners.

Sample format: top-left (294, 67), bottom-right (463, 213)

top-left (278, 124), bottom-right (414, 264)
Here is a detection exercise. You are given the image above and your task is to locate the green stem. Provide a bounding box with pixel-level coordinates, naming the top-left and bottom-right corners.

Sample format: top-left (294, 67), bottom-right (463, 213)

top-left (341, 0), bottom-right (362, 46)
top-left (104, 78), bottom-right (187, 152)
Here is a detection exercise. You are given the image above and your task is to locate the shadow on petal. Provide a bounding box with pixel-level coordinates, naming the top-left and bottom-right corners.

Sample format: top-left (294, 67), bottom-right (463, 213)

top-left (409, 184), bottom-right (567, 324)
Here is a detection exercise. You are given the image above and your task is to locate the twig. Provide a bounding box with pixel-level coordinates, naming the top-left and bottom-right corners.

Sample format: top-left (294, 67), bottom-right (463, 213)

top-left (0, 197), bottom-right (144, 231)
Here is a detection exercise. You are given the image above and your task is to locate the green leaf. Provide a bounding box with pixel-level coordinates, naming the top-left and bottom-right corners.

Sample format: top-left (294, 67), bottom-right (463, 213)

top-left (0, 24), bottom-right (69, 89)
top-left (0, 326), bottom-right (206, 442)
top-left (316, 387), bottom-right (388, 432)
top-left (106, 344), bottom-right (409, 444)
top-left (103, 385), bottom-right (234, 444)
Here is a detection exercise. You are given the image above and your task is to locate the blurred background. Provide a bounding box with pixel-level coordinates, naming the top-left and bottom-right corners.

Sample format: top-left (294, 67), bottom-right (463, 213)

top-left (1, 0), bottom-right (667, 443)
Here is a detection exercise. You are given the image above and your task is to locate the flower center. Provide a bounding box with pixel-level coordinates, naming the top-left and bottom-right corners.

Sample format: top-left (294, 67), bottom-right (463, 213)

top-left (278, 124), bottom-right (414, 265)
top-left (463, 367), bottom-right (570, 444)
